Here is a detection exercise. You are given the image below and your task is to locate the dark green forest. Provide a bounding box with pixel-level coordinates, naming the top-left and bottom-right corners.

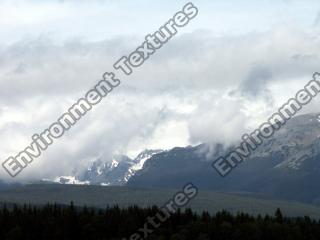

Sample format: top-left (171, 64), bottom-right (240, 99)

top-left (0, 203), bottom-right (320, 240)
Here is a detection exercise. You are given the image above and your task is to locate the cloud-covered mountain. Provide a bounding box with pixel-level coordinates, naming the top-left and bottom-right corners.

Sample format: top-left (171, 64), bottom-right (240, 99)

top-left (35, 112), bottom-right (320, 206)
top-left (128, 113), bottom-right (320, 205)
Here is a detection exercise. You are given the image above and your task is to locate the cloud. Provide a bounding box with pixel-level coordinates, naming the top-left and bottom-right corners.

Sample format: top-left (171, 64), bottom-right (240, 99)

top-left (238, 65), bottom-right (273, 98)
top-left (314, 11), bottom-right (320, 27)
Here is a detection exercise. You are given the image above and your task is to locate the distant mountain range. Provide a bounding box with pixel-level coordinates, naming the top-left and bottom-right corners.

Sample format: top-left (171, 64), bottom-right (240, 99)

top-left (128, 113), bottom-right (320, 205)
top-left (43, 149), bottom-right (163, 186)
top-left (41, 113), bottom-right (320, 205)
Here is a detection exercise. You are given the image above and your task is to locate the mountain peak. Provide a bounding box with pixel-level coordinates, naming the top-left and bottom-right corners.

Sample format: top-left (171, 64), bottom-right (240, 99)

top-left (46, 148), bottom-right (164, 186)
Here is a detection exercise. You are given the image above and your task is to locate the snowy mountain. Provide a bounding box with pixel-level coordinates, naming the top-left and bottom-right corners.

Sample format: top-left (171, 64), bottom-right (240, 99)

top-left (128, 113), bottom-right (320, 205)
top-left (47, 149), bottom-right (163, 186)
top-left (42, 113), bottom-right (320, 205)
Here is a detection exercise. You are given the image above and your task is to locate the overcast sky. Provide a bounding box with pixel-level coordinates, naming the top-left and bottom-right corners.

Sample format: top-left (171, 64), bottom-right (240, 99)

top-left (1, 0), bottom-right (320, 181)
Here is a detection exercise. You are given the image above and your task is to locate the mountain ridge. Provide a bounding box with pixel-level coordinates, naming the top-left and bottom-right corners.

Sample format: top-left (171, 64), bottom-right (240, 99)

top-left (44, 149), bottom-right (164, 186)
top-left (37, 112), bottom-right (320, 205)
top-left (128, 113), bottom-right (320, 205)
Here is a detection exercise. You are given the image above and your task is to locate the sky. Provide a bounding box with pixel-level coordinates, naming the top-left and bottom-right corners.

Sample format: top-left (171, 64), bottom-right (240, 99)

top-left (1, 0), bottom-right (320, 181)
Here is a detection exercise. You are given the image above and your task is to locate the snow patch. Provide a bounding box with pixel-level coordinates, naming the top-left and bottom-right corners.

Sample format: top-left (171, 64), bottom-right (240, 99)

top-left (53, 176), bottom-right (90, 185)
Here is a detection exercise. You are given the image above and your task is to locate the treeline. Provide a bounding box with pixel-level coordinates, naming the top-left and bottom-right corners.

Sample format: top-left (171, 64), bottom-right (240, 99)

top-left (0, 203), bottom-right (319, 239)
